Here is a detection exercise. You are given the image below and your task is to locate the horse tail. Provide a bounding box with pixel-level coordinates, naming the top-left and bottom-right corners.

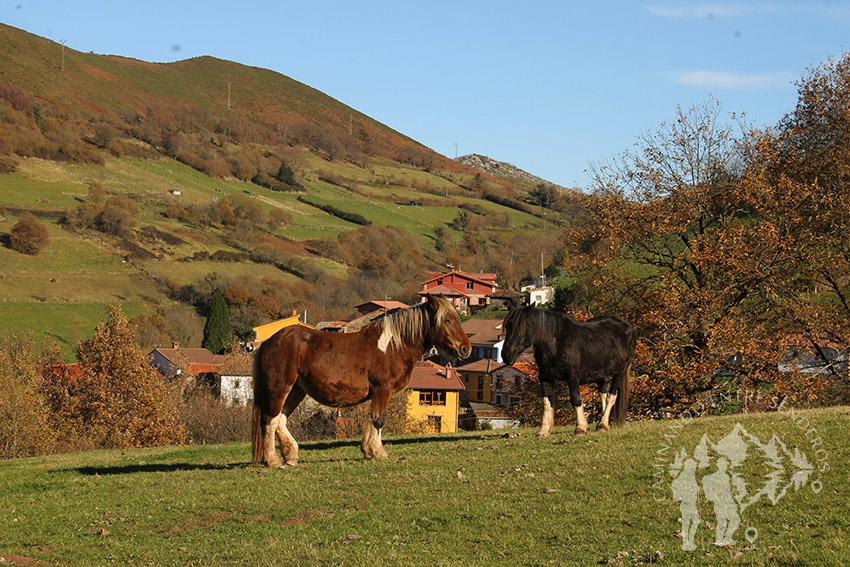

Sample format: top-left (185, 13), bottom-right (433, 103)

top-left (251, 346), bottom-right (265, 465)
top-left (613, 363), bottom-right (630, 426)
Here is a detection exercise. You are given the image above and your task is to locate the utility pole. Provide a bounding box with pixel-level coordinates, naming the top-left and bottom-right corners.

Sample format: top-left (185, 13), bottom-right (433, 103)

top-left (453, 142), bottom-right (459, 159)
top-left (60, 39), bottom-right (67, 71)
top-left (227, 81), bottom-right (231, 110)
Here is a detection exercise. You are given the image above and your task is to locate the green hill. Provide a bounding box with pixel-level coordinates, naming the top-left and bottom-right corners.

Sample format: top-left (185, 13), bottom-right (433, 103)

top-left (0, 23), bottom-right (573, 359)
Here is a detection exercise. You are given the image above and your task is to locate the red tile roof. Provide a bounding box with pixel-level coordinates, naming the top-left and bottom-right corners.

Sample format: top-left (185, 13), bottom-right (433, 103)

top-left (408, 361), bottom-right (465, 391)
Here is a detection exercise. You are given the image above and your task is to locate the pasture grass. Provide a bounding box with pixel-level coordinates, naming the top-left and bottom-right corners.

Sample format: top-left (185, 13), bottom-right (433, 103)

top-left (0, 301), bottom-right (142, 358)
top-left (0, 407), bottom-right (847, 566)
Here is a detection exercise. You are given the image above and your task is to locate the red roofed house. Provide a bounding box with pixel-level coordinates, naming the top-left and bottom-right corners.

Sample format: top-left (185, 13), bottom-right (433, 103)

top-left (419, 269), bottom-right (498, 314)
top-left (355, 300), bottom-right (409, 317)
top-left (404, 361), bottom-right (466, 433)
top-left (148, 343), bottom-right (229, 377)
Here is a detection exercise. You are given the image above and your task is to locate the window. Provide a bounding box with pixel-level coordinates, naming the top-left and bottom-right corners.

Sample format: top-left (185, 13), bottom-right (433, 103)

top-left (419, 390), bottom-right (446, 406)
top-left (466, 281), bottom-right (473, 290)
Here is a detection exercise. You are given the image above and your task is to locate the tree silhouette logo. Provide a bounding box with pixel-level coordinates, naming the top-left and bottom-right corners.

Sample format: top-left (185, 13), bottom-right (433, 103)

top-left (668, 423), bottom-right (817, 550)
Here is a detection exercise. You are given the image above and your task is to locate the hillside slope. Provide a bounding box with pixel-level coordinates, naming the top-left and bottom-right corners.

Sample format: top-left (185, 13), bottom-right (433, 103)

top-left (0, 24), bottom-right (572, 359)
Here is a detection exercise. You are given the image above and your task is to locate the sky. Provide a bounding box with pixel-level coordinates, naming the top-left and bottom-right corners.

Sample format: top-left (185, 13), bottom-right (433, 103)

top-left (2, 1), bottom-right (850, 188)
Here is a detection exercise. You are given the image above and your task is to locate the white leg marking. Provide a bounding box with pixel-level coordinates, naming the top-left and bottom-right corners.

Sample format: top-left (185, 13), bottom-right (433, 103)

top-left (599, 393), bottom-right (618, 430)
top-left (275, 414), bottom-right (299, 466)
top-left (575, 404), bottom-right (588, 434)
top-left (537, 397), bottom-right (555, 437)
top-left (265, 414), bottom-right (284, 467)
top-left (361, 421), bottom-right (387, 459)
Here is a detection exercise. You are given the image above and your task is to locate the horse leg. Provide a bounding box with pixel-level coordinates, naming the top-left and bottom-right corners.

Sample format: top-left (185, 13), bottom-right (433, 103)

top-left (536, 381), bottom-right (556, 438)
top-left (276, 386), bottom-right (306, 466)
top-left (597, 384), bottom-right (612, 431)
top-left (569, 382), bottom-right (588, 435)
top-left (262, 413), bottom-right (285, 468)
top-left (362, 389), bottom-right (391, 459)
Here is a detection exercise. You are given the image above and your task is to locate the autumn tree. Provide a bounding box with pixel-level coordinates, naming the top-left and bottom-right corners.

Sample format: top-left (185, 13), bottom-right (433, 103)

top-left (0, 335), bottom-right (59, 458)
top-left (67, 305), bottom-right (185, 448)
top-left (9, 212), bottom-right (50, 255)
top-left (763, 53), bottom-right (850, 386)
top-left (569, 99), bottom-right (814, 413)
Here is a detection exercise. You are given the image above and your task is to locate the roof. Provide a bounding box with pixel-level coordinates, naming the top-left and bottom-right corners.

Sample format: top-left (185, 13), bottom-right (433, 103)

top-left (150, 347), bottom-right (229, 374)
top-left (408, 361), bottom-right (465, 391)
top-left (355, 300), bottom-right (409, 311)
top-left (424, 270), bottom-right (497, 286)
top-left (418, 284), bottom-right (467, 297)
top-left (42, 363), bottom-right (85, 383)
top-left (465, 401), bottom-right (512, 418)
top-left (461, 318), bottom-right (502, 336)
top-left (457, 359), bottom-right (507, 373)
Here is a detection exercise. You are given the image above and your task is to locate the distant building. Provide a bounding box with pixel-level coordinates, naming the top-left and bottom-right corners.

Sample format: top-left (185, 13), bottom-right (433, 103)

top-left (354, 300), bottom-right (409, 317)
top-left (250, 312), bottom-right (313, 348)
top-left (521, 276), bottom-right (555, 306)
top-left (148, 343), bottom-right (228, 377)
top-left (461, 318), bottom-right (504, 362)
top-left (404, 361), bottom-right (466, 433)
top-left (419, 269), bottom-right (498, 313)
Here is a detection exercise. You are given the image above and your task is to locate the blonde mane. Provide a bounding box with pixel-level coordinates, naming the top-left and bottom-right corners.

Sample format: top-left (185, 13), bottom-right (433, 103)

top-left (376, 298), bottom-right (452, 352)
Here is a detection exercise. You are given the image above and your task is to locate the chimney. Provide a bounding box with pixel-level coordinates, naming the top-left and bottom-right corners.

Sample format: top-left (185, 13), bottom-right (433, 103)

top-left (172, 342), bottom-right (179, 350)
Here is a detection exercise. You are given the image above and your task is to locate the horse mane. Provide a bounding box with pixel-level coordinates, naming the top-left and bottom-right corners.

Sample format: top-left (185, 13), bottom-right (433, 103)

top-left (374, 298), bottom-right (452, 351)
top-left (508, 306), bottom-right (566, 339)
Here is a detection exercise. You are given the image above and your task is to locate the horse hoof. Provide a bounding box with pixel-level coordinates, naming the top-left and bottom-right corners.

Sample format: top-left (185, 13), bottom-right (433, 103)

top-left (535, 429), bottom-right (551, 438)
top-left (574, 429), bottom-right (587, 436)
top-left (285, 460), bottom-right (299, 467)
top-left (597, 422), bottom-right (610, 432)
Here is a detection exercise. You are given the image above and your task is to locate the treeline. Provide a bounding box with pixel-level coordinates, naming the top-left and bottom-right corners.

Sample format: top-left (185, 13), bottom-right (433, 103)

top-left (297, 196), bottom-right (371, 226)
top-left (551, 54), bottom-right (850, 414)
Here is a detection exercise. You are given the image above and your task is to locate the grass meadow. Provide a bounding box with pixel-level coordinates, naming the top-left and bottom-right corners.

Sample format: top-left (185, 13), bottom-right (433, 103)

top-left (1, 407), bottom-right (847, 566)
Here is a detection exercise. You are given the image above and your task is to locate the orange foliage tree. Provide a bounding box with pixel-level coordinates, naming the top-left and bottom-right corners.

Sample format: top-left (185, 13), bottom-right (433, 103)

top-left (59, 305), bottom-right (186, 448)
top-left (562, 98), bottom-right (835, 416)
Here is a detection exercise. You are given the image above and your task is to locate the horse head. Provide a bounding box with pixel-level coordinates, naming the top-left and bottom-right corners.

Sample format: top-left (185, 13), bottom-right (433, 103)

top-left (424, 296), bottom-right (471, 361)
top-left (501, 305), bottom-right (533, 365)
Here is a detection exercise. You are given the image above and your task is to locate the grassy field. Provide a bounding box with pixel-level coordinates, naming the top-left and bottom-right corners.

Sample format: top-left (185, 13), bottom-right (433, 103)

top-left (1, 407), bottom-right (847, 566)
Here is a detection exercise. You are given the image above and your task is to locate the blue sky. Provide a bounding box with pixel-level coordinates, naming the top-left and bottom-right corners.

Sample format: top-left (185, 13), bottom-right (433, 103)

top-left (3, 1), bottom-right (849, 188)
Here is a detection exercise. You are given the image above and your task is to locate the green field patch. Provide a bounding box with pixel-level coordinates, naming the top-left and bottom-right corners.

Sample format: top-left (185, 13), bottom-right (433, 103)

top-left (0, 301), bottom-right (142, 360)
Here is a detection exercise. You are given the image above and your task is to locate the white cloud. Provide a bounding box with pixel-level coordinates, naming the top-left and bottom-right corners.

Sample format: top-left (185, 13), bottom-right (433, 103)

top-left (664, 70), bottom-right (795, 89)
top-left (645, 3), bottom-right (778, 19)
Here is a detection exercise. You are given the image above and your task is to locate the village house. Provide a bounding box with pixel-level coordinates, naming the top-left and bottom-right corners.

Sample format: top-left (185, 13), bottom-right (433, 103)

top-left (148, 343), bottom-right (228, 377)
top-left (404, 361), bottom-right (466, 433)
top-left (461, 318), bottom-right (504, 362)
top-left (249, 311), bottom-right (313, 348)
top-left (419, 269), bottom-right (498, 314)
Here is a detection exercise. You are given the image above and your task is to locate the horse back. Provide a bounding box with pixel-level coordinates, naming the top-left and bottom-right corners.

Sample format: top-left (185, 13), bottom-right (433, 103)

top-left (551, 314), bottom-right (635, 379)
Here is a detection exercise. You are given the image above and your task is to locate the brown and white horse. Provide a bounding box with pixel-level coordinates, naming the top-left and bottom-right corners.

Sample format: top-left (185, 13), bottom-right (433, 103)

top-left (501, 306), bottom-right (635, 436)
top-left (251, 296), bottom-right (471, 467)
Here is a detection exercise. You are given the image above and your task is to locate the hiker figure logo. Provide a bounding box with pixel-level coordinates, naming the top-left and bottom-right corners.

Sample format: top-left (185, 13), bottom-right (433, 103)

top-left (668, 423), bottom-right (816, 551)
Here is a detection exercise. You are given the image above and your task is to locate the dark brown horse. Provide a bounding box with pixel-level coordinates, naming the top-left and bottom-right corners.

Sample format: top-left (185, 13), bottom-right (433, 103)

top-left (252, 296), bottom-right (471, 467)
top-left (501, 306), bottom-right (635, 436)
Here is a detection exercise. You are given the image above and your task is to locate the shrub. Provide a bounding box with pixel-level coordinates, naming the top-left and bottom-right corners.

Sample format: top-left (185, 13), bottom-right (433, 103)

top-left (0, 335), bottom-right (58, 459)
top-left (9, 212), bottom-right (50, 255)
top-left (170, 382), bottom-right (251, 444)
top-left (65, 305), bottom-right (186, 448)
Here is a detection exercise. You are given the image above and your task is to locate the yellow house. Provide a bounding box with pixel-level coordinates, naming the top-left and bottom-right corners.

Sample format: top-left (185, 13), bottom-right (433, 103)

top-left (252, 312), bottom-right (313, 344)
top-left (404, 361), bottom-right (465, 433)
